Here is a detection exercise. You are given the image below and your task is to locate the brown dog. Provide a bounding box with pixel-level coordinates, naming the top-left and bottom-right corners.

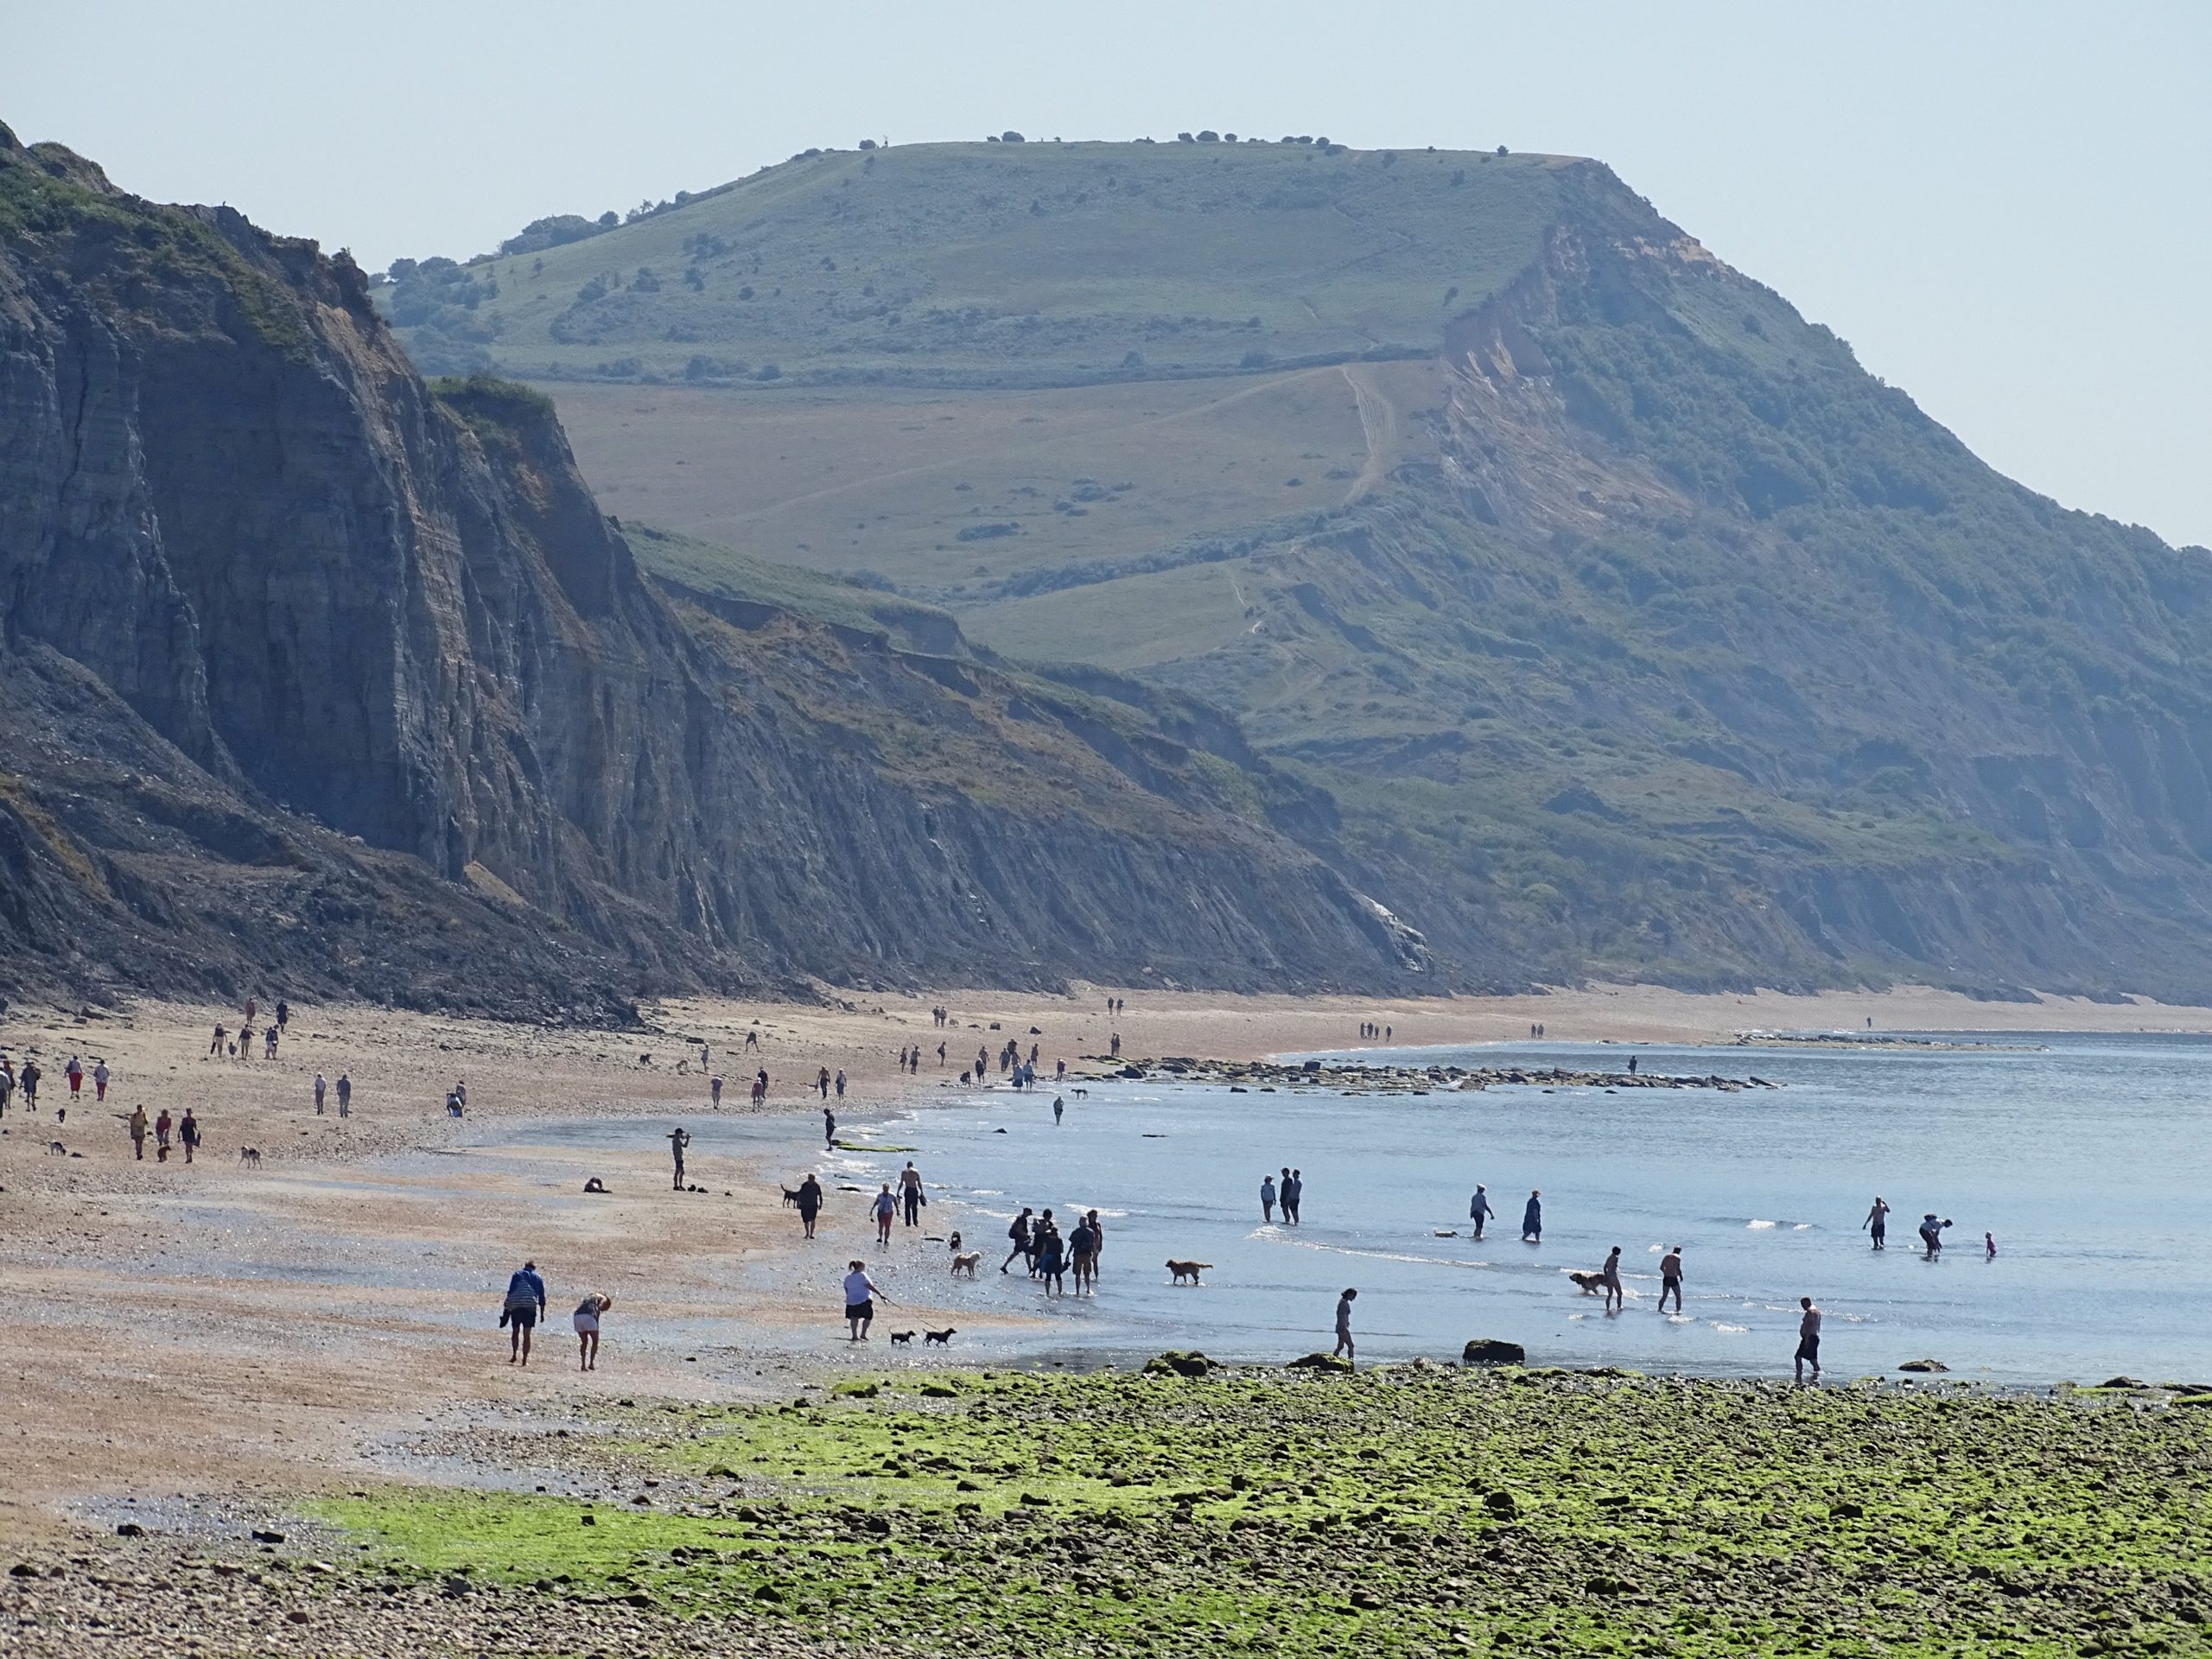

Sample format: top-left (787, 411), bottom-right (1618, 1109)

top-left (1167, 1259), bottom-right (1213, 1285)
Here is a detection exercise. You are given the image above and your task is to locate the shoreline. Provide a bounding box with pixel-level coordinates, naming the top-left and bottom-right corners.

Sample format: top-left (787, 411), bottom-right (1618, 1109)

top-left (4, 979), bottom-right (2211, 1541)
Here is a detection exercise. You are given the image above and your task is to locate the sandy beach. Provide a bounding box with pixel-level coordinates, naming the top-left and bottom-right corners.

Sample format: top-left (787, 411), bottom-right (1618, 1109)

top-left (4, 977), bottom-right (2208, 1542)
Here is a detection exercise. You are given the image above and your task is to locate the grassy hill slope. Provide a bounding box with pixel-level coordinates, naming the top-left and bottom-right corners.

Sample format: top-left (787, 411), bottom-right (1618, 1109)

top-left (383, 139), bottom-right (1565, 386)
top-left (387, 141), bottom-right (2212, 999)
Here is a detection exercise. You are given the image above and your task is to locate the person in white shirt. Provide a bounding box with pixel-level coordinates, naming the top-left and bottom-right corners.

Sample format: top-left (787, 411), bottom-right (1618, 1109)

top-left (843, 1261), bottom-right (882, 1341)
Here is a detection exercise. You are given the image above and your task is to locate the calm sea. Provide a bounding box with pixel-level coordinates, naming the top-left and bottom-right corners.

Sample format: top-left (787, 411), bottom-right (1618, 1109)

top-left (549, 1033), bottom-right (2212, 1384)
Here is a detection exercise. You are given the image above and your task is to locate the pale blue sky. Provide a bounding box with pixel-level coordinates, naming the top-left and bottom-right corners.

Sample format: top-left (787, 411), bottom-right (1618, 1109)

top-left (9, 2), bottom-right (2208, 546)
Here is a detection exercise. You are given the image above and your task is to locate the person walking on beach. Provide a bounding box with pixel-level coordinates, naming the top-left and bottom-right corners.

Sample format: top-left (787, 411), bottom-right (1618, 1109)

top-left (155, 1109), bottom-right (173, 1161)
top-left (899, 1160), bottom-right (925, 1227)
top-left (1521, 1190), bottom-right (1543, 1243)
top-left (1260, 1173), bottom-right (1278, 1224)
top-left (843, 1261), bottom-right (882, 1341)
top-left (1658, 1246), bottom-right (1684, 1313)
top-left (1333, 1287), bottom-right (1358, 1363)
top-left (1069, 1212), bottom-right (1098, 1294)
top-left (667, 1125), bottom-right (690, 1190)
top-left (209, 1024), bottom-right (226, 1058)
top-left (127, 1103), bottom-right (149, 1160)
top-left (817, 1067), bottom-right (832, 1101)
top-left (1052, 1095), bottom-right (1065, 1125)
top-left (797, 1174), bottom-right (823, 1238)
top-left (20, 1058), bottom-right (37, 1112)
top-left (835, 1068), bottom-right (847, 1103)
top-left (1794, 1296), bottom-right (1822, 1383)
top-left (1985, 1230), bottom-right (1998, 1261)
top-left (710, 1072), bottom-right (723, 1109)
top-left (503, 1261), bottom-right (547, 1366)
top-left (179, 1109), bottom-right (200, 1164)
top-left (573, 1293), bottom-right (611, 1370)
top-left (1470, 1185), bottom-right (1493, 1240)
top-left (336, 1071), bottom-right (353, 1116)
top-left (92, 1058), bottom-right (109, 1101)
top-left (0, 1057), bottom-right (13, 1119)
top-left (1002, 1207), bottom-right (1034, 1274)
top-left (65, 1055), bottom-right (83, 1100)
top-left (1599, 1245), bottom-right (1625, 1313)
top-left (1863, 1197), bottom-right (1890, 1250)
top-left (314, 1072), bottom-right (327, 1114)
top-left (874, 1184), bottom-right (897, 1246)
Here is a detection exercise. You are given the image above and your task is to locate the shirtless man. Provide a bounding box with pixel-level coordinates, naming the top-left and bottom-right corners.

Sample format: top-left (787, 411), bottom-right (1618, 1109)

top-left (1657, 1246), bottom-right (1684, 1313)
top-left (1599, 1245), bottom-right (1625, 1313)
top-left (1795, 1297), bottom-right (1823, 1383)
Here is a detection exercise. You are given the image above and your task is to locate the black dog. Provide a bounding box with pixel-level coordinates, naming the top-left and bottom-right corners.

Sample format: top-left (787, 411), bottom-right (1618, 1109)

top-left (888, 1331), bottom-right (917, 1345)
top-left (924, 1328), bottom-right (956, 1346)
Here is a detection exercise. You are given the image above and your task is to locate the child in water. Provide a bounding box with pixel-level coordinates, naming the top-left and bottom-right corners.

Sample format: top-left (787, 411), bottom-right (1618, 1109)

top-left (1985, 1231), bottom-right (1997, 1261)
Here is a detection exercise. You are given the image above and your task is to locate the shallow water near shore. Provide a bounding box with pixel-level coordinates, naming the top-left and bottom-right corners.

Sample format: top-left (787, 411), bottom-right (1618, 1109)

top-left (521, 1031), bottom-right (2212, 1382)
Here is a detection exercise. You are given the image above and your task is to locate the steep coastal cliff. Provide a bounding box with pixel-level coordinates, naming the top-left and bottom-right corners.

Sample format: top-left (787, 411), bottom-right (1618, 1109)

top-left (0, 126), bottom-right (1418, 1011)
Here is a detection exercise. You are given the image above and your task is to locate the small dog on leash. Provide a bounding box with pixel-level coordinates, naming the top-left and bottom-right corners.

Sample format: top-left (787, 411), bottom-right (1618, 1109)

top-left (923, 1328), bottom-right (956, 1346)
top-left (888, 1331), bottom-right (917, 1345)
top-left (1167, 1259), bottom-right (1212, 1286)
top-left (238, 1146), bottom-right (263, 1166)
top-left (950, 1251), bottom-right (982, 1278)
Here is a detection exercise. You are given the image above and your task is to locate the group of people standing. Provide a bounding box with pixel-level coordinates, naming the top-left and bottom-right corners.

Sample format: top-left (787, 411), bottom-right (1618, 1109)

top-left (1259, 1167), bottom-right (1304, 1224)
top-left (1864, 1197), bottom-right (1988, 1259)
top-left (209, 997), bottom-right (289, 1062)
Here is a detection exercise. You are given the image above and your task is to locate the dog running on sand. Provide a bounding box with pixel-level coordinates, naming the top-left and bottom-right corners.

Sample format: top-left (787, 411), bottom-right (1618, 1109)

top-left (238, 1146), bottom-right (262, 1166)
top-left (1166, 1259), bottom-right (1213, 1286)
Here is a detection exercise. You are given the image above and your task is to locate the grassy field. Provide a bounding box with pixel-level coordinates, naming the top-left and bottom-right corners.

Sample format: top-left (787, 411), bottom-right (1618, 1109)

top-left (317, 1366), bottom-right (2212, 1656)
top-left (381, 140), bottom-right (1569, 386)
top-left (551, 360), bottom-right (1440, 592)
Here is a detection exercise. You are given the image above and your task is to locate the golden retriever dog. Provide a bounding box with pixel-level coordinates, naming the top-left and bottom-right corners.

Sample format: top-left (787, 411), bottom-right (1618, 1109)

top-left (1166, 1259), bottom-right (1213, 1286)
top-left (950, 1250), bottom-right (982, 1278)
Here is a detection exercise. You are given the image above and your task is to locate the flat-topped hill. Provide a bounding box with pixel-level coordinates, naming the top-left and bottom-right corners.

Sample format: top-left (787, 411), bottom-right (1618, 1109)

top-left (383, 138), bottom-right (1584, 386)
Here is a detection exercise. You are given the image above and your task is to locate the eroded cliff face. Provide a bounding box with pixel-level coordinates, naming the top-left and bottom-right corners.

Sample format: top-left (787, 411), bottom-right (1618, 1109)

top-left (0, 126), bottom-right (1416, 1007)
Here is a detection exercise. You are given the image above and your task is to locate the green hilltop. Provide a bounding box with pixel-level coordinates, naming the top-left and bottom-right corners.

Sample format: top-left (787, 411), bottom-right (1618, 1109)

top-left (385, 138), bottom-right (2212, 1001)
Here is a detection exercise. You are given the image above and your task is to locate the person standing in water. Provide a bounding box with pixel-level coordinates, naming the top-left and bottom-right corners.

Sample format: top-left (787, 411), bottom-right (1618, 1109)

top-left (1052, 1095), bottom-right (1065, 1125)
top-left (1470, 1185), bottom-right (1494, 1240)
top-left (1863, 1196), bottom-right (1890, 1250)
top-left (1599, 1245), bottom-right (1625, 1313)
top-left (1918, 1214), bottom-right (1950, 1258)
top-left (1657, 1246), bottom-right (1684, 1313)
top-left (899, 1161), bottom-right (925, 1227)
top-left (1985, 1230), bottom-right (1998, 1261)
top-left (1284, 1168), bottom-right (1303, 1225)
top-left (1794, 1296), bottom-right (1822, 1383)
top-left (1333, 1287), bottom-right (1358, 1363)
top-left (1002, 1208), bottom-right (1034, 1274)
top-left (1260, 1173), bottom-right (1278, 1224)
top-left (1521, 1190), bottom-right (1542, 1243)
top-left (823, 1106), bottom-right (836, 1147)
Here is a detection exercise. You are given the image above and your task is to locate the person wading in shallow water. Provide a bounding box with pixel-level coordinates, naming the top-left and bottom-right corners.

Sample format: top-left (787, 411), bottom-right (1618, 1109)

top-left (1333, 1287), bottom-right (1358, 1363)
top-left (1863, 1196), bottom-right (1890, 1250)
top-left (1521, 1190), bottom-right (1543, 1243)
top-left (1794, 1296), bottom-right (1823, 1383)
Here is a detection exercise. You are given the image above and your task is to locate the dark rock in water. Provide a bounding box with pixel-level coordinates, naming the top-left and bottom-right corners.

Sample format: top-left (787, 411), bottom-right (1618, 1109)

top-left (1143, 1350), bottom-right (1213, 1377)
top-left (1897, 1358), bottom-right (1949, 1373)
top-left (1464, 1338), bottom-right (1527, 1365)
top-left (1286, 1352), bottom-right (1351, 1371)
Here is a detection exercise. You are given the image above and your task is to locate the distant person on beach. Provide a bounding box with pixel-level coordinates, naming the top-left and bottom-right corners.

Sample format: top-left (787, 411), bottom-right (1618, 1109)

top-left (276, 1000), bottom-right (289, 1031)
top-left (1052, 1095), bottom-right (1065, 1124)
top-left (836, 1069), bottom-right (847, 1102)
top-left (1470, 1185), bottom-right (1493, 1239)
top-left (264, 1027), bottom-right (278, 1059)
top-left (797, 1174), bottom-right (823, 1238)
top-left (899, 1161), bottom-right (925, 1226)
top-left (336, 1072), bottom-right (353, 1116)
top-left (745, 1027), bottom-right (760, 1051)
top-left (315, 1072), bottom-right (327, 1114)
top-left (1086, 1209), bottom-right (1107, 1273)
top-left (1285, 1167), bottom-right (1303, 1224)
top-left (710, 1073), bottom-right (723, 1108)
top-left (937, 1042), bottom-right (946, 1067)
top-left (1919, 1214), bottom-right (1950, 1258)
top-left (127, 1103), bottom-right (148, 1160)
top-left (817, 1067), bottom-right (832, 1101)
top-left (874, 1184), bottom-right (897, 1246)
top-left (843, 1261), bottom-right (881, 1340)
top-left (209, 1024), bottom-right (226, 1057)
top-left (1795, 1296), bottom-right (1822, 1382)
top-left (1599, 1246), bottom-right (1624, 1312)
top-left (1069, 1213), bottom-right (1098, 1294)
top-left (0, 1057), bottom-right (13, 1119)
top-left (1260, 1173), bottom-right (1278, 1224)
top-left (1002, 1208), bottom-right (1034, 1273)
top-left (1658, 1246), bottom-right (1684, 1313)
top-left (66, 1055), bottom-right (83, 1099)
top-left (1035, 1218), bottom-right (1066, 1296)
top-left (1522, 1191), bottom-right (1542, 1243)
top-left (1863, 1197), bottom-right (1890, 1250)
top-left (155, 1108), bottom-right (172, 1161)
top-left (503, 1261), bottom-right (547, 1366)
top-left (1627, 1055), bottom-right (1637, 1075)
top-left (1986, 1230), bottom-right (1997, 1260)
top-left (823, 1107), bottom-right (836, 1147)
top-left (19, 1059), bottom-right (37, 1110)
top-left (1334, 1287), bottom-right (1357, 1363)
top-left (179, 1109), bottom-right (200, 1163)
top-left (667, 1125), bottom-right (690, 1189)
top-left (92, 1058), bottom-right (109, 1101)
top-left (573, 1294), bottom-right (611, 1370)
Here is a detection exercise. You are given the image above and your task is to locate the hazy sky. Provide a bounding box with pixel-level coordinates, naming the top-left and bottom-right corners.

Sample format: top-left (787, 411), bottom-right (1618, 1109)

top-left (9, 3), bottom-right (2208, 546)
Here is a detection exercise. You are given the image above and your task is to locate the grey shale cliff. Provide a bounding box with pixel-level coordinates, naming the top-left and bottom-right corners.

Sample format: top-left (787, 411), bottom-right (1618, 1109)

top-left (0, 126), bottom-right (1420, 1014)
